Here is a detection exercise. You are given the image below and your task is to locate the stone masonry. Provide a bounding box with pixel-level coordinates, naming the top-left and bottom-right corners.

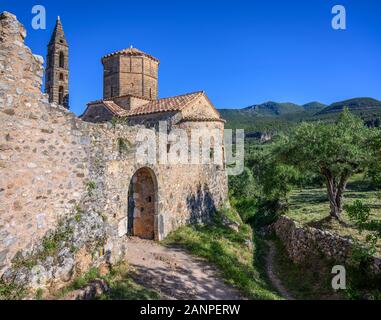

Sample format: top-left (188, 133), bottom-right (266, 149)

top-left (0, 12), bottom-right (228, 288)
top-left (273, 216), bottom-right (381, 275)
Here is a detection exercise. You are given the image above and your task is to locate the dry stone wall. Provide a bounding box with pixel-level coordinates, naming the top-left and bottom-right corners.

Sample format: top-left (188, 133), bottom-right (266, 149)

top-left (273, 215), bottom-right (381, 275)
top-left (0, 12), bottom-right (228, 288)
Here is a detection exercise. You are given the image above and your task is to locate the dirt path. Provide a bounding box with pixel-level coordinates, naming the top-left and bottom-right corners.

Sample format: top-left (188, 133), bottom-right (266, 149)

top-left (264, 240), bottom-right (294, 300)
top-left (124, 237), bottom-right (245, 300)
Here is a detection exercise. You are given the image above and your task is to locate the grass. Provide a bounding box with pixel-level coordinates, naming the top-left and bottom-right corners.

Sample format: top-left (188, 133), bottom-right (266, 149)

top-left (270, 235), bottom-right (381, 300)
top-left (99, 263), bottom-right (160, 300)
top-left (163, 211), bottom-right (281, 300)
top-left (11, 223), bottom-right (75, 271)
top-left (287, 175), bottom-right (381, 254)
top-left (52, 263), bottom-right (160, 300)
top-left (270, 236), bottom-right (345, 300)
top-left (0, 279), bottom-right (28, 300)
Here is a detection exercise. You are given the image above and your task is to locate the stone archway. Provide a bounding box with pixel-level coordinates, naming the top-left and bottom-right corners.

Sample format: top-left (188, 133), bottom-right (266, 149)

top-left (127, 167), bottom-right (157, 240)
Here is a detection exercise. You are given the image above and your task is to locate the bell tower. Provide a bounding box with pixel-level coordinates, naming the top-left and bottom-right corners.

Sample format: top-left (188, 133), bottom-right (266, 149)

top-left (45, 16), bottom-right (69, 109)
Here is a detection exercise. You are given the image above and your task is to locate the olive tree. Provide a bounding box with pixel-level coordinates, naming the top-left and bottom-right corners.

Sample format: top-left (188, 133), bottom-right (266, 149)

top-left (276, 109), bottom-right (379, 220)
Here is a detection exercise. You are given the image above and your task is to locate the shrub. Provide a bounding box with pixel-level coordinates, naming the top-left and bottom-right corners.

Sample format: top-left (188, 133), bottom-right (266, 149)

top-left (252, 198), bottom-right (285, 228)
top-left (86, 181), bottom-right (97, 196)
top-left (344, 200), bottom-right (371, 229)
top-left (117, 137), bottom-right (131, 155)
top-left (233, 198), bottom-right (257, 224)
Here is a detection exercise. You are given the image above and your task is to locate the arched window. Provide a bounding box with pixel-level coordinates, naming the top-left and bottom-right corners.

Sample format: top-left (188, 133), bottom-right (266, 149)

top-left (59, 86), bottom-right (64, 105)
top-left (59, 73), bottom-right (64, 81)
top-left (59, 52), bottom-right (65, 68)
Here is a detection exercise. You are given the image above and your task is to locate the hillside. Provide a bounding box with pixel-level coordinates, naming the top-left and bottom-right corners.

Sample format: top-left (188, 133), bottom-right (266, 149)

top-left (317, 98), bottom-right (381, 115)
top-left (219, 97), bottom-right (381, 134)
top-left (302, 102), bottom-right (327, 112)
top-left (244, 101), bottom-right (305, 116)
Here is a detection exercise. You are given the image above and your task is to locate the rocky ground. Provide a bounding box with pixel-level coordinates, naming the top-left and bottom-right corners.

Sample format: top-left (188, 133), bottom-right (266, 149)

top-left (124, 237), bottom-right (245, 300)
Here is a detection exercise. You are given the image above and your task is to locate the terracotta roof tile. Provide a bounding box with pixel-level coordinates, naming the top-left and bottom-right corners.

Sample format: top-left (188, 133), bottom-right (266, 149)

top-left (181, 117), bottom-right (226, 123)
top-left (102, 47), bottom-right (160, 63)
top-left (103, 101), bottom-right (128, 117)
top-left (86, 91), bottom-right (224, 121)
top-left (126, 91), bottom-right (204, 117)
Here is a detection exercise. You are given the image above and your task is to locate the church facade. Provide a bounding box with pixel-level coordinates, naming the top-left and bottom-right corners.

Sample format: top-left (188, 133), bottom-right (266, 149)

top-left (0, 12), bottom-right (229, 286)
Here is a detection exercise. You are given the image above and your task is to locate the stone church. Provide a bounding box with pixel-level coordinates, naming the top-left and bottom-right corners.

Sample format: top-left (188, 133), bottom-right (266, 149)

top-left (0, 12), bottom-right (228, 286)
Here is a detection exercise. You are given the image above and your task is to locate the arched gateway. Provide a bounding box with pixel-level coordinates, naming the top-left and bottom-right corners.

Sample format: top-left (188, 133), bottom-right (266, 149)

top-left (127, 167), bottom-right (158, 240)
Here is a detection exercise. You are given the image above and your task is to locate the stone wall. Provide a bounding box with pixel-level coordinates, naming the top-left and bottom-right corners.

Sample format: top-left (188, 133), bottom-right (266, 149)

top-left (0, 12), bottom-right (228, 287)
top-left (273, 215), bottom-right (381, 275)
top-left (103, 54), bottom-right (159, 100)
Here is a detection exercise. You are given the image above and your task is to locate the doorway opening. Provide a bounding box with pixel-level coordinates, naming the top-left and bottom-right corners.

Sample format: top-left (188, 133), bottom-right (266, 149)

top-left (127, 167), bottom-right (157, 240)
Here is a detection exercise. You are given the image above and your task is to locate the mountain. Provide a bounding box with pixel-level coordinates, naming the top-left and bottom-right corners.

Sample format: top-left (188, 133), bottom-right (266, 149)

top-left (317, 98), bottom-right (381, 115)
top-left (302, 102), bottom-right (327, 112)
top-left (244, 101), bottom-right (304, 116)
top-left (219, 97), bottom-right (381, 134)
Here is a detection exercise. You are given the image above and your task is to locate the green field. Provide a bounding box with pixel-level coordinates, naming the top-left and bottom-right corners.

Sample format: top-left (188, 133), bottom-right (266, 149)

top-left (287, 176), bottom-right (381, 254)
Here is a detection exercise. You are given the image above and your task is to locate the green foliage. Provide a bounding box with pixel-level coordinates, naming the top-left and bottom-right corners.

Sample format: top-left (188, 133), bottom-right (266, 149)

top-left (253, 199), bottom-right (285, 228)
top-left (117, 137), bottom-right (131, 155)
top-left (271, 237), bottom-right (343, 300)
top-left (56, 264), bottom-right (160, 300)
top-left (0, 279), bottom-right (27, 300)
top-left (244, 145), bottom-right (294, 202)
top-left (35, 288), bottom-right (44, 300)
top-left (229, 140), bottom-right (301, 227)
top-left (163, 221), bottom-right (281, 300)
top-left (72, 267), bottom-right (100, 290)
top-left (317, 98), bottom-right (381, 116)
top-left (277, 109), bottom-right (376, 176)
top-left (366, 167), bottom-right (381, 189)
top-left (217, 206), bottom-right (242, 225)
top-left (86, 181), bottom-right (97, 196)
top-left (345, 200), bottom-right (371, 229)
top-left (221, 97), bottom-right (381, 136)
top-left (343, 200), bottom-right (380, 268)
top-left (231, 198), bottom-right (257, 224)
top-left (366, 134), bottom-right (381, 189)
top-left (111, 117), bottom-right (128, 128)
top-left (228, 167), bottom-right (257, 200)
top-left (11, 217), bottom-right (75, 271)
top-left (75, 204), bottom-right (84, 214)
top-left (351, 236), bottom-right (378, 266)
top-left (100, 263), bottom-right (160, 300)
top-left (276, 109), bottom-right (380, 218)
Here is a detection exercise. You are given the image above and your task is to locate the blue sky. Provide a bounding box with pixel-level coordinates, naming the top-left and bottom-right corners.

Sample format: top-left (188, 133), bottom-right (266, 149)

top-left (2, 0), bottom-right (380, 115)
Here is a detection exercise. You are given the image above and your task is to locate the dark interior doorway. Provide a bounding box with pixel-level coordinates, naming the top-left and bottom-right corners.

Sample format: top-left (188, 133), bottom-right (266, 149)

top-left (127, 168), bottom-right (156, 240)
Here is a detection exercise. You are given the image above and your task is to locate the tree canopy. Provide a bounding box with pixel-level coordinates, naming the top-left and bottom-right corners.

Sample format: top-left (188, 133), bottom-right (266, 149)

top-left (275, 109), bottom-right (380, 219)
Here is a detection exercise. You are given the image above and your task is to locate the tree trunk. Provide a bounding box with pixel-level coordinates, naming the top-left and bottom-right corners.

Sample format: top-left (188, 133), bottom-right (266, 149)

top-left (327, 180), bottom-right (342, 220)
top-left (321, 168), bottom-right (347, 221)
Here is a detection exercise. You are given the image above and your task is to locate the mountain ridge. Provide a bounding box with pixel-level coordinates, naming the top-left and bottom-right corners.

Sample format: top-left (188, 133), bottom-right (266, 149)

top-left (219, 97), bottom-right (381, 132)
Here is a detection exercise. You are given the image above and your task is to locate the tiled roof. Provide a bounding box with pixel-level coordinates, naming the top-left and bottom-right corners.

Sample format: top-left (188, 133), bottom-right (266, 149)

top-left (102, 101), bottom-right (128, 117)
top-left (85, 91), bottom-right (224, 121)
top-left (102, 47), bottom-right (160, 63)
top-left (126, 91), bottom-right (204, 117)
top-left (87, 94), bottom-right (152, 106)
top-left (181, 117), bottom-right (226, 123)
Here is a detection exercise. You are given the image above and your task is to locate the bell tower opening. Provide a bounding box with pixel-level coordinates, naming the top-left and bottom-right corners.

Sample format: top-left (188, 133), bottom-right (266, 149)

top-left (59, 51), bottom-right (65, 68)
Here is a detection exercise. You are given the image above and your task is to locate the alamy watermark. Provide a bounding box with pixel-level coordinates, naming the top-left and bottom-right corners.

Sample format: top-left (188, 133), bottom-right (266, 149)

top-left (31, 5), bottom-right (46, 30)
top-left (332, 265), bottom-right (347, 290)
top-left (133, 121), bottom-right (244, 176)
top-left (332, 5), bottom-right (346, 30)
